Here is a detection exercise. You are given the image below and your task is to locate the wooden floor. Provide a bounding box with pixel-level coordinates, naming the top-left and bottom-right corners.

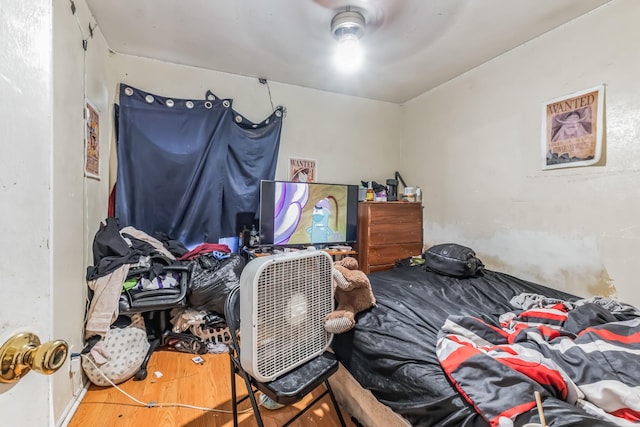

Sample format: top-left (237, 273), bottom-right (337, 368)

top-left (69, 349), bottom-right (358, 427)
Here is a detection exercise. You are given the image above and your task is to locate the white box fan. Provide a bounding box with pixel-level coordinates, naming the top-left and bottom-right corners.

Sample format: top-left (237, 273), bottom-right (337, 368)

top-left (239, 250), bottom-right (334, 382)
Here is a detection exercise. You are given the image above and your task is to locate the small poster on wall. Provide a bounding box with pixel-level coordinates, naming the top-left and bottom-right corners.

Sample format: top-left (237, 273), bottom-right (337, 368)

top-left (289, 157), bottom-right (316, 182)
top-left (541, 85), bottom-right (605, 170)
top-left (84, 100), bottom-right (100, 180)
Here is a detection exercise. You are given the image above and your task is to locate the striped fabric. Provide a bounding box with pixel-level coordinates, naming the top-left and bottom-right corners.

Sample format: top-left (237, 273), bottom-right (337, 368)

top-left (436, 299), bottom-right (640, 426)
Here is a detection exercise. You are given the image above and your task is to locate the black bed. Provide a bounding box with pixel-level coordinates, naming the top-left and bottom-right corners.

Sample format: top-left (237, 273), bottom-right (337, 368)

top-left (332, 263), bottom-right (628, 427)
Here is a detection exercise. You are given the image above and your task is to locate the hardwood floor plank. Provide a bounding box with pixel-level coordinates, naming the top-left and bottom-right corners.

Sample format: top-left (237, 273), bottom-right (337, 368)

top-left (69, 350), bottom-right (357, 427)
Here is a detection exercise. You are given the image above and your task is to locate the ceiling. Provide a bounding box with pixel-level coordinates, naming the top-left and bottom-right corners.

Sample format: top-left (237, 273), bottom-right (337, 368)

top-left (85, 0), bottom-right (611, 104)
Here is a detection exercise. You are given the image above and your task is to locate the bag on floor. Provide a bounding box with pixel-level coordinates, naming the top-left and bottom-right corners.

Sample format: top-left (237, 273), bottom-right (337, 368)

top-left (82, 325), bottom-right (149, 386)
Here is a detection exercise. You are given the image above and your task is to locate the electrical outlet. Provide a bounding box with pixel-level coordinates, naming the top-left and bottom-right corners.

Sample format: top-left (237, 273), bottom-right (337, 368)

top-left (70, 356), bottom-right (81, 375)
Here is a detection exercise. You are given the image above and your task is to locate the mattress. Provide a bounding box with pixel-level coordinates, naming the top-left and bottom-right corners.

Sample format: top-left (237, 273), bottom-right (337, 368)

top-left (331, 265), bottom-right (623, 426)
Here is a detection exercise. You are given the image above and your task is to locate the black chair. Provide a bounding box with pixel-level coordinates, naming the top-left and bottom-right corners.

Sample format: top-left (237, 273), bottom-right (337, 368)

top-left (224, 286), bottom-right (347, 427)
top-left (119, 263), bottom-right (191, 380)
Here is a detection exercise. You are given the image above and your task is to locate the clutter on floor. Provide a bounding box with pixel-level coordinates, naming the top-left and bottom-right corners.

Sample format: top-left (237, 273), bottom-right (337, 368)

top-left (81, 217), bottom-right (242, 386)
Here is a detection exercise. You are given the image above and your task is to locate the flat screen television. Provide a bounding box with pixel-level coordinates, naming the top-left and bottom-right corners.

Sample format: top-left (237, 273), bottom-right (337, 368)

top-left (259, 180), bottom-right (359, 247)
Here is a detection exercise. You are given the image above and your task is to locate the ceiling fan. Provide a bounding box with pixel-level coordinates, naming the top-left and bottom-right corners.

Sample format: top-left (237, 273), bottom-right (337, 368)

top-left (314, 0), bottom-right (403, 72)
top-left (313, 0), bottom-right (404, 33)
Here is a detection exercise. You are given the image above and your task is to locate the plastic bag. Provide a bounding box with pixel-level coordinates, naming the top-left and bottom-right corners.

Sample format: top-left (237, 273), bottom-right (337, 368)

top-left (187, 253), bottom-right (245, 314)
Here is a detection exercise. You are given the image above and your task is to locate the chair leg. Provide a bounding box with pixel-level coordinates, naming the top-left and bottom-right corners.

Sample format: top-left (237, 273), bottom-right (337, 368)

top-left (134, 337), bottom-right (161, 381)
top-left (280, 381), bottom-right (347, 427)
top-left (229, 352), bottom-right (265, 427)
top-left (283, 389), bottom-right (329, 427)
top-left (239, 370), bottom-right (264, 427)
top-left (229, 355), bottom-right (239, 427)
top-left (326, 380), bottom-right (347, 427)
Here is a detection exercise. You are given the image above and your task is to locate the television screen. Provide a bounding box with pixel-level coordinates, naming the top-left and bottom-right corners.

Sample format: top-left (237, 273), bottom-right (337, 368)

top-left (259, 180), bottom-right (358, 247)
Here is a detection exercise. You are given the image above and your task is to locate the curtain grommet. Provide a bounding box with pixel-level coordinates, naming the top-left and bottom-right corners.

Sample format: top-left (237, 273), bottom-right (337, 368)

top-left (185, 101), bottom-right (194, 109)
top-left (207, 94), bottom-right (216, 101)
top-left (124, 87), bottom-right (134, 96)
top-left (275, 110), bottom-right (282, 118)
top-left (166, 99), bottom-right (175, 108)
top-left (235, 115), bottom-right (243, 123)
top-left (204, 101), bottom-right (213, 109)
top-left (222, 100), bottom-right (231, 108)
top-left (145, 95), bottom-right (154, 103)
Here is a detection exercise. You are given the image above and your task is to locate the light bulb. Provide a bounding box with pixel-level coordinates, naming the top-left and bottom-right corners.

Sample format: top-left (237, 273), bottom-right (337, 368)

top-left (333, 33), bottom-right (364, 73)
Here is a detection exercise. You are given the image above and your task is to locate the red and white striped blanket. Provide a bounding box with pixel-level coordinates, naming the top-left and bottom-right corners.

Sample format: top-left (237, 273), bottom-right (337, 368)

top-left (436, 297), bottom-right (640, 426)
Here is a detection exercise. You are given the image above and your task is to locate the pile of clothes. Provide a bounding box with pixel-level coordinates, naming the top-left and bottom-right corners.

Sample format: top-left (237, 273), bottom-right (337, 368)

top-left (82, 217), bottom-right (245, 386)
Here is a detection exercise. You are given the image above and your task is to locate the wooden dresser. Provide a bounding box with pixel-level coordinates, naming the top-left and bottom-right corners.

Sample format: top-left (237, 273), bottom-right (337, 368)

top-left (355, 202), bottom-right (423, 274)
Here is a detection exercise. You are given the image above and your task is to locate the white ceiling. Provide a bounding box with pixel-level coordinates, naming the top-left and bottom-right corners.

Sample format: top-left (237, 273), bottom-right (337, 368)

top-left (86, 0), bottom-right (611, 104)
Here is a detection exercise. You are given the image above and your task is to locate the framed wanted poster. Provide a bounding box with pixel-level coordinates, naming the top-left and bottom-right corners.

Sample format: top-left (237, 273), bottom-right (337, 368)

top-left (542, 85), bottom-right (604, 170)
top-left (84, 100), bottom-right (100, 180)
top-left (289, 157), bottom-right (316, 182)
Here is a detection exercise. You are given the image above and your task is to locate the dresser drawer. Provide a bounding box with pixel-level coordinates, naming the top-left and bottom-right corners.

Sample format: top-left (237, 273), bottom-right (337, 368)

top-left (367, 203), bottom-right (422, 225)
top-left (367, 243), bottom-right (422, 266)
top-left (368, 223), bottom-right (421, 245)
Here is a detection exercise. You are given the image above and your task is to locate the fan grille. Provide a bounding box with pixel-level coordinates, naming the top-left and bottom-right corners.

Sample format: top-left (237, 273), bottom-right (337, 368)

top-left (254, 252), bottom-right (333, 379)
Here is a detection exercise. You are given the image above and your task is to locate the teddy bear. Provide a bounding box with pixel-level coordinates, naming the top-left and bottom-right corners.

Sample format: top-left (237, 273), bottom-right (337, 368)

top-left (324, 257), bottom-right (376, 334)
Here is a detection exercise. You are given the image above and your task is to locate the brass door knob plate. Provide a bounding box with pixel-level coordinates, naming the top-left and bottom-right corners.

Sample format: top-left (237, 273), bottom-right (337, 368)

top-left (0, 332), bottom-right (68, 384)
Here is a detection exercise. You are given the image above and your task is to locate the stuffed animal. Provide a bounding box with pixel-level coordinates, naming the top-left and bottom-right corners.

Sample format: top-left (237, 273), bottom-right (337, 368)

top-left (324, 257), bottom-right (376, 334)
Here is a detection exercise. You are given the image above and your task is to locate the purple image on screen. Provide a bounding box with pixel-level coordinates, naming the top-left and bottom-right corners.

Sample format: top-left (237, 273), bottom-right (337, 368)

top-left (273, 182), bottom-right (309, 245)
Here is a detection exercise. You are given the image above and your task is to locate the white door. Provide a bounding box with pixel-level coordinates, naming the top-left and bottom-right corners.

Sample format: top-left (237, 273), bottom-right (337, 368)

top-left (0, 1), bottom-right (56, 425)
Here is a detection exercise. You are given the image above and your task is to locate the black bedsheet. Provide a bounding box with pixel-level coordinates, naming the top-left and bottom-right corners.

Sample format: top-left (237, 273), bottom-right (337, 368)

top-left (331, 265), bottom-right (618, 426)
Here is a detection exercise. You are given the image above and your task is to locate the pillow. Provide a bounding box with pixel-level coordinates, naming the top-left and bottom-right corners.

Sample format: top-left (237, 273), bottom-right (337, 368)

top-left (422, 243), bottom-right (484, 278)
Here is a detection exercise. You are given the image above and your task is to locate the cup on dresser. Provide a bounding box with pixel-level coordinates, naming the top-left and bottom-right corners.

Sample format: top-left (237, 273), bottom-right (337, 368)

top-left (403, 186), bottom-right (416, 202)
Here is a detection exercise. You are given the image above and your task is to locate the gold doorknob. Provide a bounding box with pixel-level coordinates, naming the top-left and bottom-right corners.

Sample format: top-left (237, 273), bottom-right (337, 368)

top-left (0, 332), bottom-right (68, 383)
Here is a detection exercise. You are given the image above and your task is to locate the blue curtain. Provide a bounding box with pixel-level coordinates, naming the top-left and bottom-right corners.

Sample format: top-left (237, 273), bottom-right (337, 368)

top-left (115, 85), bottom-right (283, 247)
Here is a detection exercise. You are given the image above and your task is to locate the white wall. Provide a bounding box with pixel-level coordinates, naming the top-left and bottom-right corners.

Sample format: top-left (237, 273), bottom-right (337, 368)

top-left (52, 0), bottom-right (112, 423)
top-left (0, 0), bottom-right (54, 425)
top-left (109, 54), bottom-right (402, 186)
top-left (402, 0), bottom-right (640, 304)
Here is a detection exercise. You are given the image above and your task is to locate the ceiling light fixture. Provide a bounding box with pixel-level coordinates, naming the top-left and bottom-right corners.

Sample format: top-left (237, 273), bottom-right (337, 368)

top-left (331, 10), bottom-right (366, 73)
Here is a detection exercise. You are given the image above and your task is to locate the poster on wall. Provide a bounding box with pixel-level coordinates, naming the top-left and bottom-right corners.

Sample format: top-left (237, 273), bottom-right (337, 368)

top-left (84, 100), bottom-right (100, 180)
top-left (541, 85), bottom-right (604, 170)
top-left (289, 157), bottom-right (316, 182)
